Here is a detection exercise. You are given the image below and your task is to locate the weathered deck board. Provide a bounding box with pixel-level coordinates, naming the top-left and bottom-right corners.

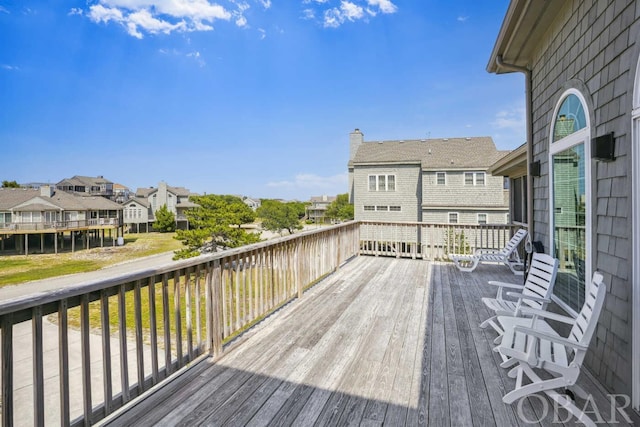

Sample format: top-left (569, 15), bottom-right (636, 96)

top-left (104, 257), bottom-right (640, 427)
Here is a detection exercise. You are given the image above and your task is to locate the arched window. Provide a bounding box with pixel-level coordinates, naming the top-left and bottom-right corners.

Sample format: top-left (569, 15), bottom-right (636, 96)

top-left (549, 89), bottom-right (591, 314)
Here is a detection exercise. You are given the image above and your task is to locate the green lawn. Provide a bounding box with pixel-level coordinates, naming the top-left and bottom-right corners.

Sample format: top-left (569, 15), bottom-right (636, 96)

top-left (0, 232), bottom-right (183, 287)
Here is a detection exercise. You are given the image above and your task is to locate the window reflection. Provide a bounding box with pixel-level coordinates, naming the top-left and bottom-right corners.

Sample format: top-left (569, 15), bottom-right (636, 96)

top-left (552, 143), bottom-right (586, 312)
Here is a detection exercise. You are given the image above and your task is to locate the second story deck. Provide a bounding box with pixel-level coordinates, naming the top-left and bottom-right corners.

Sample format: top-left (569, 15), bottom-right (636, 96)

top-left (104, 257), bottom-right (638, 426)
top-left (1, 222), bottom-right (637, 426)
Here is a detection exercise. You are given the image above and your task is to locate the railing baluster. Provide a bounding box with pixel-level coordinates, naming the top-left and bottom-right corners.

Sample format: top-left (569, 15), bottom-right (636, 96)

top-left (1, 314), bottom-right (13, 427)
top-left (173, 270), bottom-right (183, 368)
top-left (80, 294), bottom-right (92, 425)
top-left (162, 273), bottom-right (172, 375)
top-left (148, 276), bottom-right (159, 384)
top-left (195, 266), bottom-right (202, 351)
top-left (134, 280), bottom-right (144, 393)
top-left (58, 300), bottom-right (70, 427)
top-left (118, 284), bottom-right (130, 403)
top-left (100, 291), bottom-right (112, 416)
top-left (211, 260), bottom-right (223, 357)
top-left (32, 306), bottom-right (45, 426)
top-left (221, 260), bottom-right (229, 339)
top-left (185, 268), bottom-right (193, 362)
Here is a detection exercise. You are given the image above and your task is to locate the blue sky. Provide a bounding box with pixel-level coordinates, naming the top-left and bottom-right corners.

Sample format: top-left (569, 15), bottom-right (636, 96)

top-left (0, 0), bottom-right (525, 201)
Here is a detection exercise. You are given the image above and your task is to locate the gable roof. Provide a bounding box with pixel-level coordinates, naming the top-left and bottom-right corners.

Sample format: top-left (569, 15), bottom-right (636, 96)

top-left (57, 175), bottom-right (113, 187)
top-left (351, 137), bottom-right (509, 170)
top-left (136, 185), bottom-right (192, 198)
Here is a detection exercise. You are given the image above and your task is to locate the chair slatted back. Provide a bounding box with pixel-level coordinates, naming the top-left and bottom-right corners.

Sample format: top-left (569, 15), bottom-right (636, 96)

top-left (569, 271), bottom-right (605, 348)
top-left (521, 253), bottom-right (558, 310)
top-left (499, 229), bottom-right (528, 257)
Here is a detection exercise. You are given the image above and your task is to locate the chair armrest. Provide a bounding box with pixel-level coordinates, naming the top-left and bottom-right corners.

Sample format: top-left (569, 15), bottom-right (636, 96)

top-left (487, 281), bottom-right (525, 290)
top-left (518, 307), bottom-right (575, 324)
top-left (512, 325), bottom-right (588, 351)
top-left (505, 292), bottom-right (550, 304)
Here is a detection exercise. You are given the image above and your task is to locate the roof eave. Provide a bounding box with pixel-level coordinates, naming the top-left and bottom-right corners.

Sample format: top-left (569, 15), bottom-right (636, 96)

top-left (487, 0), bottom-right (566, 74)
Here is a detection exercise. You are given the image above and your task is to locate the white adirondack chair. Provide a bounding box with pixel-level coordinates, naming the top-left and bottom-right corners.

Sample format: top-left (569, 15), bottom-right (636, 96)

top-left (495, 271), bottom-right (606, 427)
top-left (479, 252), bottom-right (558, 338)
top-left (450, 228), bottom-right (528, 275)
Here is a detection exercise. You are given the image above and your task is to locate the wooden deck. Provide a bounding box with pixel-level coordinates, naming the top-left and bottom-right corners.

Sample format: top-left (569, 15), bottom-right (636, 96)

top-left (105, 256), bottom-right (640, 426)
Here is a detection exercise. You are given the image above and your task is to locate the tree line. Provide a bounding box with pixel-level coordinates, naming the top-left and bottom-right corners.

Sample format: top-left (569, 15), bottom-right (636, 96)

top-left (165, 193), bottom-right (353, 259)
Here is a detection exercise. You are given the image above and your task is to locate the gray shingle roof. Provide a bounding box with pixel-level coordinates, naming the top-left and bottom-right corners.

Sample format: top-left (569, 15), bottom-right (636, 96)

top-left (0, 188), bottom-right (122, 211)
top-left (352, 137), bottom-right (509, 169)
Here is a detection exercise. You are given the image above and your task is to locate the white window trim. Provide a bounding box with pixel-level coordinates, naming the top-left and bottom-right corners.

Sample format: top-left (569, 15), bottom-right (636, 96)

top-left (448, 212), bottom-right (459, 224)
top-left (464, 171), bottom-right (486, 186)
top-left (367, 174), bottom-right (397, 192)
top-left (477, 213), bottom-right (487, 224)
top-left (632, 55), bottom-right (640, 411)
top-left (548, 88), bottom-right (592, 318)
top-left (436, 172), bottom-right (446, 185)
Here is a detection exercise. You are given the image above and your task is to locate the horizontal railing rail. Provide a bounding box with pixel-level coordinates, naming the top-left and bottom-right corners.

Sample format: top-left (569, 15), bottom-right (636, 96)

top-left (0, 221), bottom-right (359, 427)
top-left (359, 221), bottom-right (523, 260)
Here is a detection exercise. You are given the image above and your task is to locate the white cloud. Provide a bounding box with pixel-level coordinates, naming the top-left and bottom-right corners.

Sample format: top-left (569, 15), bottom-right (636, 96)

top-left (267, 173), bottom-right (348, 191)
top-left (68, 7), bottom-right (83, 16)
top-left (258, 28), bottom-right (266, 39)
top-left (86, 0), bottom-right (232, 38)
top-left (323, 1), bottom-right (364, 28)
top-left (187, 50), bottom-right (206, 66)
top-left (0, 6), bottom-right (8, 14)
top-left (366, 0), bottom-right (397, 14)
top-left (257, 0), bottom-right (271, 8)
top-left (306, 0), bottom-right (395, 28)
top-left (88, 4), bottom-right (124, 24)
top-left (457, 15), bottom-right (468, 22)
top-left (235, 15), bottom-right (247, 26)
top-left (301, 8), bottom-right (315, 20)
top-left (492, 107), bottom-right (525, 132)
top-left (158, 48), bottom-right (206, 66)
top-left (1, 64), bottom-right (20, 71)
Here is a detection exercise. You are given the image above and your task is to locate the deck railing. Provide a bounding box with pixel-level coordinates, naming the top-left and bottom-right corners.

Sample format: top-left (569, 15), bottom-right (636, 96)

top-left (359, 221), bottom-right (523, 260)
top-left (0, 218), bottom-right (122, 232)
top-left (0, 220), bottom-right (521, 426)
top-left (0, 222), bottom-right (359, 427)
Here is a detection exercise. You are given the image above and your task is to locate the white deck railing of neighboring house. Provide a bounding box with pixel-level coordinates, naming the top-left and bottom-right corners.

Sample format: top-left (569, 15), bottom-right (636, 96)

top-left (0, 221), bottom-right (522, 426)
top-left (0, 218), bottom-right (122, 232)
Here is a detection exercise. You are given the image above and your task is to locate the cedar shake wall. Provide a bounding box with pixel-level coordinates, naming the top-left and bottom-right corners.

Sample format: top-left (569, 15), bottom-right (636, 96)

top-left (528, 0), bottom-right (639, 396)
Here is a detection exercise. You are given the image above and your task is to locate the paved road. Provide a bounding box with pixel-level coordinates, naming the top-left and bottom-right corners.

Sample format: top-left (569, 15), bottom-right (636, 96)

top-left (0, 251), bottom-right (179, 301)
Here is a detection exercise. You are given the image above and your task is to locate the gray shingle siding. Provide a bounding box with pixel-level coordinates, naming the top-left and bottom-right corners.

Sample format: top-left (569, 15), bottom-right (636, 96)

top-left (350, 135), bottom-right (509, 225)
top-left (527, 0), bottom-right (638, 396)
top-left (353, 165), bottom-right (422, 222)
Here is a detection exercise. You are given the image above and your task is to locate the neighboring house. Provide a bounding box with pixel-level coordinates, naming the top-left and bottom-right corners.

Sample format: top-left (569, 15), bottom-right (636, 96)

top-left (128, 181), bottom-right (199, 232)
top-left (113, 183), bottom-right (131, 203)
top-left (307, 195), bottom-right (336, 224)
top-left (348, 129), bottom-right (510, 225)
top-left (0, 186), bottom-right (123, 254)
top-left (242, 196), bottom-right (261, 211)
top-left (488, 0), bottom-right (640, 410)
top-left (56, 175), bottom-right (114, 199)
